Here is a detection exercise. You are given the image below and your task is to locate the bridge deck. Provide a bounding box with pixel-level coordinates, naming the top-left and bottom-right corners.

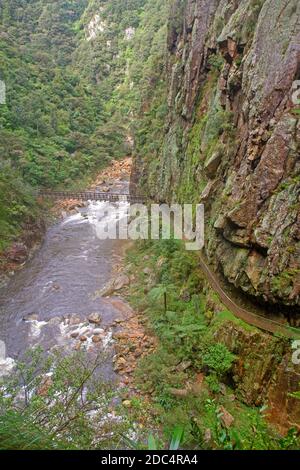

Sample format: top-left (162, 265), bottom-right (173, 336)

top-left (38, 190), bottom-right (145, 204)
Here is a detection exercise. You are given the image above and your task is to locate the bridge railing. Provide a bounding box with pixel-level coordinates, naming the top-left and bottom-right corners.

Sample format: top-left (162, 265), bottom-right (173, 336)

top-left (38, 190), bottom-right (146, 204)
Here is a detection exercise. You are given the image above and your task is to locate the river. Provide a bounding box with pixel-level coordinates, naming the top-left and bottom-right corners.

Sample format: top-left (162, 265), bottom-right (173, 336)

top-left (0, 177), bottom-right (131, 379)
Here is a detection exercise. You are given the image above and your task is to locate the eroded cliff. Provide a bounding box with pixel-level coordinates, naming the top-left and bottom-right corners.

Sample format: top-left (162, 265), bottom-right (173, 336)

top-left (132, 0), bottom-right (300, 313)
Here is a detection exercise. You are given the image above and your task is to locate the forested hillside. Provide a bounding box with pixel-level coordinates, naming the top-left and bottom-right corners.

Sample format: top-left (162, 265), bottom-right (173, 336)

top-left (0, 0), bottom-right (160, 251)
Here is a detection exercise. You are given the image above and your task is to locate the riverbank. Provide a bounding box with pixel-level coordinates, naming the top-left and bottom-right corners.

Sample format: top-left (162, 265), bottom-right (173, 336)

top-left (0, 216), bottom-right (46, 289)
top-left (0, 158), bottom-right (132, 287)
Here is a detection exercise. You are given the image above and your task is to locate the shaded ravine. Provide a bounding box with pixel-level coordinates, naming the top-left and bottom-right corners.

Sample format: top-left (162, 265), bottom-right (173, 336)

top-left (0, 178), bottom-right (131, 378)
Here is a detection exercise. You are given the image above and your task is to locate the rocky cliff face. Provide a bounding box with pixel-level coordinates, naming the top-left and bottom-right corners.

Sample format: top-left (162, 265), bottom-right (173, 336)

top-left (214, 320), bottom-right (300, 432)
top-left (133, 0), bottom-right (300, 313)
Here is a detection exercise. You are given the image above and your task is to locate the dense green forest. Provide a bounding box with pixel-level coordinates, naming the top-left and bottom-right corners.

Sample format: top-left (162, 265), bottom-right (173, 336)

top-left (0, 0), bottom-right (165, 250)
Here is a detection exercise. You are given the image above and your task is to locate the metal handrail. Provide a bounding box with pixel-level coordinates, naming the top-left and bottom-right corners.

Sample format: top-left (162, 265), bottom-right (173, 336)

top-left (38, 190), bottom-right (146, 204)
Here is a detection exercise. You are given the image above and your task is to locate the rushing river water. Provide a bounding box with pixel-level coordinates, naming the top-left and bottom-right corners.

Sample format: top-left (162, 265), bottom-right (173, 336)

top-left (0, 179), bottom-right (131, 378)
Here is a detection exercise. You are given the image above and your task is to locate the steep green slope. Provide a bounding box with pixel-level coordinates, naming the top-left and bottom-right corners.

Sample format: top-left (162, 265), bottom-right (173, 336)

top-left (0, 0), bottom-right (99, 188)
top-left (0, 0), bottom-right (151, 250)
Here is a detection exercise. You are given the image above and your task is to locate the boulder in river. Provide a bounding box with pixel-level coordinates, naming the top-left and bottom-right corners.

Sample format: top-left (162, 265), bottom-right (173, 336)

top-left (0, 341), bottom-right (5, 359)
top-left (88, 313), bottom-right (102, 325)
top-left (48, 316), bottom-right (61, 326)
top-left (113, 274), bottom-right (130, 291)
top-left (92, 335), bottom-right (102, 344)
top-left (23, 313), bottom-right (39, 322)
top-left (93, 328), bottom-right (104, 335)
top-left (98, 274), bottom-right (130, 297)
top-left (68, 314), bottom-right (82, 326)
top-left (0, 343), bottom-right (16, 378)
top-left (70, 331), bottom-right (80, 339)
top-left (0, 358), bottom-right (16, 377)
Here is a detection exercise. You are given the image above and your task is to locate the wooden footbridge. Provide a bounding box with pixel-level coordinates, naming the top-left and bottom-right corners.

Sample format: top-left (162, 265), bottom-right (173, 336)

top-left (38, 190), bottom-right (145, 204)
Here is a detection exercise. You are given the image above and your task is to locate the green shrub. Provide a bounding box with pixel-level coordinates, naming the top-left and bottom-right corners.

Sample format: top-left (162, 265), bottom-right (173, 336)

top-left (208, 54), bottom-right (224, 71)
top-left (206, 374), bottom-right (221, 394)
top-left (202, 343), bottom-right (236, 377)
top-left (0, 348), bottom-right (130, 450)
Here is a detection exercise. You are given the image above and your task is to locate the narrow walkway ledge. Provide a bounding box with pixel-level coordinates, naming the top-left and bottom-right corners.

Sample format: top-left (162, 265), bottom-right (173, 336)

top-left (198, 251), bottom-right (300, 340)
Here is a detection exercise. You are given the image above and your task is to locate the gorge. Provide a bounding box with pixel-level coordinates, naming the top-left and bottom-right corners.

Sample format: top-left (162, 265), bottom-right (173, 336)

top-left (0, 0), bottom-right (299, 452)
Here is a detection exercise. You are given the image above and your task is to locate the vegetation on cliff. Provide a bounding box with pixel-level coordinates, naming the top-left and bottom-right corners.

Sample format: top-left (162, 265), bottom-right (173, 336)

top-left (123, 240), bottom-right (300, 449)
top-left (130, 0), bottom-right (300, 311)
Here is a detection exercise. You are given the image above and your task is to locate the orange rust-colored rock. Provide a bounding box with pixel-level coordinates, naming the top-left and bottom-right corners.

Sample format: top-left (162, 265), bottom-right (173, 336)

top-left (214, 320), bottom-right (300, 433)
top-left (266, 354), bottom-right (300, 434)
top-left (219, 406), bottom-right (235, 429)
